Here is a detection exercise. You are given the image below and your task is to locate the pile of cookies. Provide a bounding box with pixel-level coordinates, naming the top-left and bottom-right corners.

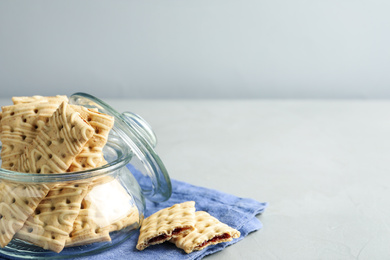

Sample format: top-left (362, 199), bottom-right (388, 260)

top-left (0, 96), bottom-right (139, 253)
top-left (136, 201), bottom-right (240, 253)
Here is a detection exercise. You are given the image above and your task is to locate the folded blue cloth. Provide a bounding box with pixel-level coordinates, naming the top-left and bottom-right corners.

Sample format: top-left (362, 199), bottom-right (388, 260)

top-left (83, 166), bottom-right (268, 260)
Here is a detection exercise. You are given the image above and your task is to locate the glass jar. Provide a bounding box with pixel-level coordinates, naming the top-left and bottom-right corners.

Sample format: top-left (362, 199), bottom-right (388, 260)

top-left (0, 93), bottom-right (172, 259)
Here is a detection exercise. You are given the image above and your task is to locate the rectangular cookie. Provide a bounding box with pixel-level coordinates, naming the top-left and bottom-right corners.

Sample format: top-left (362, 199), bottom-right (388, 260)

top-left (65, 160), bottom-right (113, 248)
top-left (12, 101), bottom-right (94, 173)
top-left (171, 211), bottom-right (241, 254)
top-left (0, 181), bottom-right (53, 248)
top-left (66, 178), bottom-right (139, 247)
top-left (136, 201), bottom-right (196, 250)
top-left (67, 105), bottom-right (114, 172)
top-left (14, 181), bottom-right (90, 253)
top-left (1, 95), bottom-right (67, 169)
top-left (64, 197), bottom-right (111, 248)
top-left (1, 95), bottom-right (66, 147)
top-left (12, 95), bottom-right (68, 105)
top-left (0, 100), bottom-right (65, 170)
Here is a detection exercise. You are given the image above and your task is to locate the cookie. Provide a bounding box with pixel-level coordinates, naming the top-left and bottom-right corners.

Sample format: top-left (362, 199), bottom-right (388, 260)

top-left (136, 201), bottom-right (196, 250)
top-left (65, 161), bottom-right (113, 248)
top-left (12, 95), bottom-right (68, 105)
top-left (12, 101), bottom-right (94, 174)
top-left (67, 179), bottom-right (139, 247)
top-left (0, 182), bottom-right (53, 248)
top-left (14, 181), bottom-right (90, 253)
top-left (64, 197), bottom-right (111, 248)
top-left (67, 105), bottom-right (114, 172)
top-left (171, 211), bottom-right (240, 253)
top-left (0, 100), bottom-right (65, 170)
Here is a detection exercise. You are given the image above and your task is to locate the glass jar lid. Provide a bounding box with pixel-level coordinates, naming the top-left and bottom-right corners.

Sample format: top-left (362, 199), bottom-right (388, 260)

top-left (69, 92), bottom-right (172, 203)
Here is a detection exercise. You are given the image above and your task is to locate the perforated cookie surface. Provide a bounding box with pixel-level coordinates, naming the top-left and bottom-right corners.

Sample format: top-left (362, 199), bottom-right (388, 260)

top-left (66, 179), bottom-right (139, 247)
top-left (12, 102), bottom-right (94, 174)
top-left (67, 105), bottom-right (114, 172)
top-left (0, 100), bottom-right (65, 170)
top-left (14, 181), bottom-right (90, 253)
top-left (65, 161), bottom-right (114, 248)
top-left (65, 197), bottom-right (111, 248)
top-left (0, 182), bottom-right (53, 248)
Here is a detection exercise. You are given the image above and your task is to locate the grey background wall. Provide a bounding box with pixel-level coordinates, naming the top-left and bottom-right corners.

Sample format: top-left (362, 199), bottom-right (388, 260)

top-left (0, 0), bottom-right (389, 99)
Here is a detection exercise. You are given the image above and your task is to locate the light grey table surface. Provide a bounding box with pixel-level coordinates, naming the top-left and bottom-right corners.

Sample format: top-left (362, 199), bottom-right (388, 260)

top-left (1, 98), bottom-right (389, 259)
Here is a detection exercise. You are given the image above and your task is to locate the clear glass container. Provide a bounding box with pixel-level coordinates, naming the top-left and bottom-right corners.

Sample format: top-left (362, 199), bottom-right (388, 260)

top-left (0, 93), bottom-right (172, 259)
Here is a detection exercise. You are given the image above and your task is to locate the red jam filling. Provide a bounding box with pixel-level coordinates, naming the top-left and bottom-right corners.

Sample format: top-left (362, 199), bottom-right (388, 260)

top-left (148, 234), bottom-right (169, 244)
top-left (172, 227), bottom-right (186, 235)
top-left (197, 233), bottom-right (231, 248)
top-left (148, 227), bottom-right (192, 245)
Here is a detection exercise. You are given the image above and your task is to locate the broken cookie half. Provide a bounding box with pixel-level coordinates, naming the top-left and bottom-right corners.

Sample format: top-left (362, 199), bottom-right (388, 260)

top-left (136, 201), bottom-right (196, 250)
top-left (171, 211), bottom-right (241, 254)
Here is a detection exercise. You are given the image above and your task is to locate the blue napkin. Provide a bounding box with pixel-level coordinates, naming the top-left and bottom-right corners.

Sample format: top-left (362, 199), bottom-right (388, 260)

top-left (83, 166), bottom-right (268, 260)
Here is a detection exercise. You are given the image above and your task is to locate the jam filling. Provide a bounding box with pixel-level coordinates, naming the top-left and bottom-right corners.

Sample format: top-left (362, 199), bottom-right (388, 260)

top-left (197, 233), bottom-right (231, 248)
top-left (148, 234), bottom-right (169, 244)
top-left (148, 227), bottom-right (191, 244)
top-left (172, 227), bottom-right (187, 235)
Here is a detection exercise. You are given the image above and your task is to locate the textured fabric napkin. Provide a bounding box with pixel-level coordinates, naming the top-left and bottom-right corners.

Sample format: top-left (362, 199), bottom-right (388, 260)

top-left (78, 165), bottom-right (268, 260)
